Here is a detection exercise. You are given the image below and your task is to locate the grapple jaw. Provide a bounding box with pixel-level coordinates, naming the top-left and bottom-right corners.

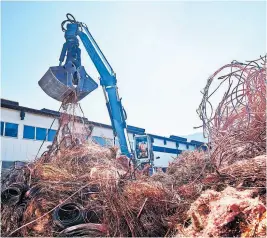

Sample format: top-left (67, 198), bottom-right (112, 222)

top-left (38, 64), bottom-right (98, 103)
top-left (38, 17), bottom-right (98, 103)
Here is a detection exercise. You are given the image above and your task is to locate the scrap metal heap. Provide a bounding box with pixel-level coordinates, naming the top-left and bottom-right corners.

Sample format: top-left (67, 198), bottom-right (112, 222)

top-left (1, 56), bottom-right (266, 237)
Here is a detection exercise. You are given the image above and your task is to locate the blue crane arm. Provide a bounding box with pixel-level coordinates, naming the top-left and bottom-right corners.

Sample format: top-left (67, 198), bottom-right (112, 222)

top-left (77, 25), bottom-right (131, 158)
top-left (79, 27), bottom-right (114, 82)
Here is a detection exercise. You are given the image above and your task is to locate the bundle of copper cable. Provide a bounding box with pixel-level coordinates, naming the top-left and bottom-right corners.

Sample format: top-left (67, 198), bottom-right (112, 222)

top-left (197, 55), bottom-right (266, 168)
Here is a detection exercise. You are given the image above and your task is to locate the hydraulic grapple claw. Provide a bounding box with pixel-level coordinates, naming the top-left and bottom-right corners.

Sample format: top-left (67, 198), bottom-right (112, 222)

top-left (38, 65), bottom-right (98, 102)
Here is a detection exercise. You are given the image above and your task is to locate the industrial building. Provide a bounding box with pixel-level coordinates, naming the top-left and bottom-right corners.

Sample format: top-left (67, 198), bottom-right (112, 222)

top-left (1, 98), bottom-right (205, 170)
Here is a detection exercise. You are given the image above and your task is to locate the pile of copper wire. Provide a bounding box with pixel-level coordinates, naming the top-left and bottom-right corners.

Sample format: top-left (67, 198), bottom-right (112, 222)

top-left (1, 104), bottom-right (185, 237)
top-left (197, 55), bottom-right (266, 168)
top-left (167, 56), bottom-right (266, 237)
top-left (176, 187), bottom-right (266, 237)
top-left (1, 142), bottom-right (186, 237)
top-left (1, 56), bottom-right (266, 237)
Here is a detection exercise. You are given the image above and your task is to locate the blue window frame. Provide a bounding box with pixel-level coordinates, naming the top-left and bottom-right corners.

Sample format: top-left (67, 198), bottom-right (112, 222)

top-left (1, 121), bottom-right (4, 136)
top-left (5, 123), bottom-right (18, 137)
top-left (47, 129), bottom-right (57, 142)
top-left (153, 146), bottom-right (182, 154)
top-left (23, 125), bottom-right (35, 139)
top-left (36, 127), bottom-right (47, 141)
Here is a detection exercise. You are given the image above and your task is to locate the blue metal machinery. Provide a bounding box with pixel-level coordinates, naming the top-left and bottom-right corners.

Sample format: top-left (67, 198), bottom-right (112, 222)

top-left (39, 14), bottom-right (133, 159)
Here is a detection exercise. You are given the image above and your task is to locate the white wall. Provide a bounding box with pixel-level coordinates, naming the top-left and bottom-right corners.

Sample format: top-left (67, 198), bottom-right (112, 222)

top-left (1, 108), bottom-right (59, 162)
top-left (189, 145), bottom-right (196, 150)
top-left (91, 126), bottom-right (113, 138)
top-left (178, 143), bottom-right (187, 150)
top-left (153, 151), bottom-right (176, 167)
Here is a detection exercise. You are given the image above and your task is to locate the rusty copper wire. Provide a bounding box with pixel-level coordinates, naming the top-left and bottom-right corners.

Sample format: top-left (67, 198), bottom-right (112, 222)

top-left (196, 55), bottom-right (266, 168)
top-left (165, 56), bottom-right (266, 203)
top-left (178, 186), bottom-right (266, 237)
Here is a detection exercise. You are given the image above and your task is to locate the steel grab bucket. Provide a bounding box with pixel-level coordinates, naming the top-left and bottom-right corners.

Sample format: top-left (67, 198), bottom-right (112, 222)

top-left (38, 66), bottom-right (98, 102)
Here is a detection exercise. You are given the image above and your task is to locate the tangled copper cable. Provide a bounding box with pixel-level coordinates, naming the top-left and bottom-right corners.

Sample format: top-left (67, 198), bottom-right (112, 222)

top-left (197, 55), bottom-right (266, 167)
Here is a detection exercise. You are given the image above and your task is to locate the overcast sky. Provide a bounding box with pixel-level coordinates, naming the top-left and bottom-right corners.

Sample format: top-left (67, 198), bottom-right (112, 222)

top-left (1, 1), bottom-right (266, 138)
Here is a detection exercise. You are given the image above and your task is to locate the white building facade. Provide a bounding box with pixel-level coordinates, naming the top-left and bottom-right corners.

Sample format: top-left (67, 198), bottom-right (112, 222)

top-left (1, 99), bottom-right (205, 170)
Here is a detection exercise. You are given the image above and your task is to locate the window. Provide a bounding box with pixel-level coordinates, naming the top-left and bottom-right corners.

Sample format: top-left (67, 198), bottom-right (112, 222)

top-left (1, 121), bottom-right (4, 136)
top-left (164, 139), bottom-right (167, 145)
top-left (47, 129), bottom-right (57, 142)
top-left (92, 136), bottom-right (113, 147)
top-left (2, 161), bottom-right (14, 169)
top-left (1, 122), bottom-right (19, 138)
top-left (36, 127), bottom-right (47, 141)
top-left (92, 136), bottom-right (106, 146)
top-left (5, 123), bottom-right (18, 137)
top-left (23, 125), bottom-right (35, 139)
top-left (23, 126), bottom-right (56, 141)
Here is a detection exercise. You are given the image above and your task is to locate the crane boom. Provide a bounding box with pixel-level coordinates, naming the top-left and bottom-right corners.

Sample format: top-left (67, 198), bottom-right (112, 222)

top-left (39, 14), bottom-right (132, 158)
top-left (78, 25), bottom-right (132, 158)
